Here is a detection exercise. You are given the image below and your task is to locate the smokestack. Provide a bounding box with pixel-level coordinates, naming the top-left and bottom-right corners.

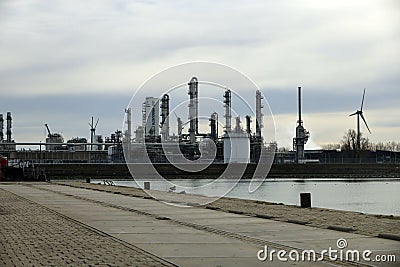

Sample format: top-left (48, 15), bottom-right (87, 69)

top-left (188, 77), bottom-right (198, 143)
top-left (0, 114), bottom-right (3, 142)
top-left (245, 115), bottom-right (251, 134)
top-left (160, 94), bottom-right (170, 141)
top-left (6, 112), bottom-right (12, 142)
top-left (298, 86), bottom-right (302, 125)
top-left (223, 89), bottom-right (232, 133)
top-left (294, 86), bottom-right (309, 163)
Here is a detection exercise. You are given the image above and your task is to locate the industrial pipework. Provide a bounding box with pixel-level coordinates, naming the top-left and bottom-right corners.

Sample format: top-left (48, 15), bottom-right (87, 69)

top-left (223, 89), bottom-right (232, 133)
top-left (160, 94), bottom-right (170, 141)
top-left (188, 77), bottom-right (199, 144)
top-left (255, 90), bottom-right (263, 140)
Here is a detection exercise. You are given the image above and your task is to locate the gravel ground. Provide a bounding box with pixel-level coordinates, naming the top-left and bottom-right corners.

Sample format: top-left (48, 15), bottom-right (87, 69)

top-left (58, 181), bottom-right (400, 239)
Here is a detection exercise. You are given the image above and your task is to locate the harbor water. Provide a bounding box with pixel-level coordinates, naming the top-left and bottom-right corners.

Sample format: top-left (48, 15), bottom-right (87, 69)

top-left (93, 178), bottom-right (400, 216)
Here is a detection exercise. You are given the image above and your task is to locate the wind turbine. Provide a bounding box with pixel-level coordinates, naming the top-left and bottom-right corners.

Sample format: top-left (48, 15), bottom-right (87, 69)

top-left (349, 88), bottom-right (371, 151)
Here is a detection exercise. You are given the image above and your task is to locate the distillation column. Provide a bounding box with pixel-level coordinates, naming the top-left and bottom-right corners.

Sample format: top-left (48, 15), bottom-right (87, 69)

top-left (0, 114), bottom-right (3, 142)
top-left (125, 108), bottom-right (132, 142)
top-left (223, 89), bottom-right (232, 133)
top-left (160, 94), bottom-right (170, 141)
top-left (209, 112), bottom-right (218, 141)
top-left (255, 90), bottom-right (263, 141)
top-left (143, 97), bottom-right (160, 138)
top-left (6, 112), bottom-right (12, 142)
top-left (188, 77), bottom-right (199, 144)
top-left (245, 115), bottom-right (251, 134)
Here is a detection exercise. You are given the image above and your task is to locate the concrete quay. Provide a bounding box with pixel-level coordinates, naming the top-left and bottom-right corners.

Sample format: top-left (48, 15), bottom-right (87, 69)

top-left (0, 182), bottom-right (399, 266)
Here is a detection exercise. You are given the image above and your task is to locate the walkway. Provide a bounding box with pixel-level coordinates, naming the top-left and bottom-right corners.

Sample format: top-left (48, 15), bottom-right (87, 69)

top-left (0, 183), bottom-right (398, 266)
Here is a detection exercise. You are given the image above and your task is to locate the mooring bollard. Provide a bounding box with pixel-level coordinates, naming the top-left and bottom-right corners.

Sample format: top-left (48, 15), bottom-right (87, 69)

top-left (300, 193), bottom-right (311, 208)
top-left (86, 177), bottom-right (91, 183)
top-left (144, 182), bottom-right (150, 190)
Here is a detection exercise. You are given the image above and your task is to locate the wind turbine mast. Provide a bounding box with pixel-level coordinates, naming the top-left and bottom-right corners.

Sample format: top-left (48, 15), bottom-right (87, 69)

top-left (349, 88), bottom-right (371, 151)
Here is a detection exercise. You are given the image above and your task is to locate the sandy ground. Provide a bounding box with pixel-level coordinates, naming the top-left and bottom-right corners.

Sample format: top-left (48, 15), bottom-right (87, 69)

top-left (56, 181), bottom-right (400, 239)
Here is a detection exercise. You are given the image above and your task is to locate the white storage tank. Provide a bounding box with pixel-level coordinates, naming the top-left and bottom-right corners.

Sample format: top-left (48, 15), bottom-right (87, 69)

top-left (223, 132), bottom-right (250, 163)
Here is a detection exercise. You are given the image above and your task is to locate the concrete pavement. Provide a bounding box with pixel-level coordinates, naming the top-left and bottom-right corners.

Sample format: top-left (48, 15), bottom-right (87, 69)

top-left (0, 183), bottom-right (398, 266)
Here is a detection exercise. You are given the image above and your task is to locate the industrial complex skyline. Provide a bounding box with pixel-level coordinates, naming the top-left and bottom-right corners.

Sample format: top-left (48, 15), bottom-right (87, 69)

top-left (0, 0), bottom-right (399, 148)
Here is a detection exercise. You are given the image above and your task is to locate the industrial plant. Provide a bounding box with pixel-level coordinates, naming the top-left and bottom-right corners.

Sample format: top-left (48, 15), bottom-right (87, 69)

top-left (0, 77), bottom-right (272, 166)
top-left (1, 77), bottom-right (399, 181)
top-left (123, 77), bottom-right (267, 164)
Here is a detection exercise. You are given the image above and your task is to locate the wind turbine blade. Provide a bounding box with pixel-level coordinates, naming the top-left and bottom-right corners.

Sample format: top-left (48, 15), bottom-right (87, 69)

top-left (349, 112), bottom-right (357, 116)
top-left (95, 118), bottom-right (99, 129)
top-left (360, 88), bottom-right (365, 111)
top-left (360, 113), bottom-right (371, 134)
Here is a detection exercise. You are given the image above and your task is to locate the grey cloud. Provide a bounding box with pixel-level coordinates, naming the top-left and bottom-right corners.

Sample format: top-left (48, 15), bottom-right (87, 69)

top-left (0, 0), bottom-right (398, 144)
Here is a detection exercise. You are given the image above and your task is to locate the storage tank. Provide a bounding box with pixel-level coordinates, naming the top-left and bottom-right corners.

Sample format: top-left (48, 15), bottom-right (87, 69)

top-left (45, 134), bottom-right (64, 150)
top-left (223, 132), bottom-right (250, 163)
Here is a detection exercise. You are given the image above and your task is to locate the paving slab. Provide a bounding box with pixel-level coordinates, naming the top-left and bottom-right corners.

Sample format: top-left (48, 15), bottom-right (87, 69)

top-left (2, 183), bottom-right (399, 266)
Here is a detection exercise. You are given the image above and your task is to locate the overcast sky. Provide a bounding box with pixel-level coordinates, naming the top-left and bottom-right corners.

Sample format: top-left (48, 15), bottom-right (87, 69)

top-left (0, 0), bottom-right (399, 149)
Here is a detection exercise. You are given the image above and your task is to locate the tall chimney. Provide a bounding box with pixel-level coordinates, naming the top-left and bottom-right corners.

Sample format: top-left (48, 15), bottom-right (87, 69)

top-left (298, 86), bottom-right (302, 125)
